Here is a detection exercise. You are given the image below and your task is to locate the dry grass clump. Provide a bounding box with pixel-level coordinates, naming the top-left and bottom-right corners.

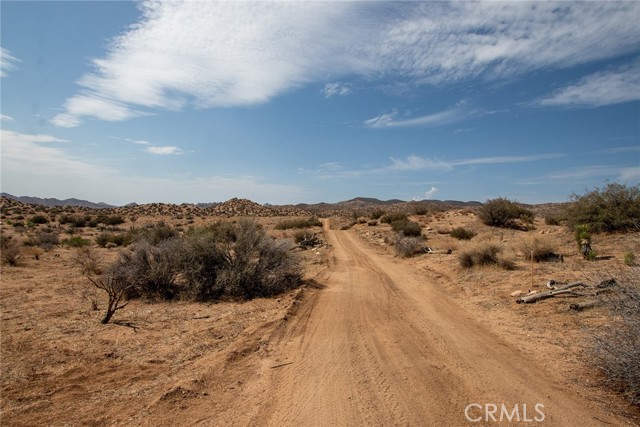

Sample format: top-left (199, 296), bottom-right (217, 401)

top-left (517, 236), bottom-right (561, 262)
top-left (458, 242), bottom-right (515, 270)
top-left (592, 271), bottom-right (640, 406)
top-left (1, 234), bottom-right (21, 266)
top-left (450, 227), bottom-right (476, 240)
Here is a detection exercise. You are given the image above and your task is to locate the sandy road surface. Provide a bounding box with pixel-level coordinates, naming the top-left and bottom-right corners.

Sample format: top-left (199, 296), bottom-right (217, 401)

top-left (248, 224), bottom-right (624, 427)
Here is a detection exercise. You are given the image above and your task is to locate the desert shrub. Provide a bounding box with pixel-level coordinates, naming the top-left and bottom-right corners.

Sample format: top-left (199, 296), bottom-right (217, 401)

top-left (292, 229), bottom-right (314, 243)
top-left (136, 222), bottom-right (178, 245)
top-left (12, 221), bottom-right (24, 228)
top-left (62, 236), bottom-right (91, 247)
top-left (34, 232), bottom-right (59, 251)
top-left (410, 203), bottom-right (430, 216)
top-left (624, 252), bottom-right (636, 267)
top-left (566, 183), bottom-right (640, 233)
top-left (394, 235), bottom-right (425, 258)
top-left (592, 274), bottom-right (640, 405)
top-left (390, 219), bottom-right (422, 237)
top-left (380, 212), bottom-right (407, 224)
top-left (450, 227), bottom-right (476, 240)
top-left (179, 228), bottom-right (228, 300)
top-left (1, 235), bottom-right (21, 266)
top-left (30, 214), bottom-right (48, 224)
top-left (518, 237), bottom-right (560, 262)
top-left (86, 263), bottom-right (136, 324)
top-left (216, 220), bottom-right (301, 299)
top-left (274, 217), bottom-right (322, 230)
top-left (459, 243), bottom-right (513, 269)
top-left (96, 232), bottom-right (133, 248)
top-left (73, 246), bottom-right (103, 276)
top-left (478, 198), bottom-right (534, 229)
top-left (544, 214), bottom-right (563, 226)
top-left (370, 209), bottom-right (385, 220)
top-left (368, 220), bottom-right (378, 227)
top-left (116, 238), bottom-right (183, 300)
top-left (58, 214), bottom-right (87, 228)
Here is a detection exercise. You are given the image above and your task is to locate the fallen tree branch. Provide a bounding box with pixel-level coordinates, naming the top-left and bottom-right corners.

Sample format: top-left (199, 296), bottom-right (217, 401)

top-left (517, 288), bottom-right (577, 304)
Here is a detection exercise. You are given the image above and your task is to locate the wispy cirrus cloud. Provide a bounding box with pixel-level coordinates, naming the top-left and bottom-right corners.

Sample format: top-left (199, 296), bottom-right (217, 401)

top-left (363, 101), bottom-right (498, 129)
top-left (51, 1), bottom-right (640, 127)
top-left (312, 153), bottom-right (562, 179)
top-left (1, 114), bottom-right (14, 122)
top-left (322, 82), bottom-right (352, 98)
top-left (0, 47), bottom-right (20, 77)
top-left (533, 60), bottom-right (640, 108)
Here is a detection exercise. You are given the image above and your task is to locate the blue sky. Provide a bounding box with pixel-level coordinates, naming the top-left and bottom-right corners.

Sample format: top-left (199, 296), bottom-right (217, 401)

top-left (1, 1), bottom-right (639, 205)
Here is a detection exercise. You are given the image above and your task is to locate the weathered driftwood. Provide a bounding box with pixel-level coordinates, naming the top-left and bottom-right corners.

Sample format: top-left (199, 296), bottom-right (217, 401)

top-left (569, 301), bottom-right (599, 311)
top-left (517, 288), bottom-right (577, 304)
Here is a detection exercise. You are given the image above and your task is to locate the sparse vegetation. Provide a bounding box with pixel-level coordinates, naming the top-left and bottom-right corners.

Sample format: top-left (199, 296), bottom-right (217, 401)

top-left (459, 243), bottom-right (514, 270)
top-left (574, 224), bottom-right (596, 260)
top-left (73, 246), bottom-right (103, 276)
top-left (30, 214), bottom-right (49, 224)
top-left (96, 232), bottom-right (133, 248)
top-left (566, 183), bottom-right (640, 232)
top-left (478, 197), bottom-right (534, 229)
top-left (449, 227), bottom-right (476, 240)
top-left (624, 251), bottom-right (636, 267)
top-left (274, 217), bottom-right (322, 230)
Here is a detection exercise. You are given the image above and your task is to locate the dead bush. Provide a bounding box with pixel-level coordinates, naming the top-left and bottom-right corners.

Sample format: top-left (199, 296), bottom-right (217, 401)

top-left (394, 235), bottom-right (425, 258)
top-left (1, 235), bottom-right (21, 266)
top-left (73, 246), bottom-right (103, 276)
top-left (87, 265), bottom-right (137, 324)
top-left (592, 272), bottom-right (640, 406)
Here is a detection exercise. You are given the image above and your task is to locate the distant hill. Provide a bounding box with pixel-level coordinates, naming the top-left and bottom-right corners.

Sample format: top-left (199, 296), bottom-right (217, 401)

top-left (0, 193), bottom-right (116, 209)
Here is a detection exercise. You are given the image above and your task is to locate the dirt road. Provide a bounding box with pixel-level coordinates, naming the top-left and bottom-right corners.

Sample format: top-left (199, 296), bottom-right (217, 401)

top-left (248, 224), bottom-right (624, 426)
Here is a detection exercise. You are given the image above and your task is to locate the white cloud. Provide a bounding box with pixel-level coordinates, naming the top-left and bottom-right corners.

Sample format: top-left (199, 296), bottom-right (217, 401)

top-left (533, 61), bottom-right (640, 108)
top-left (1, 114), bottom-right (14, 122)
top-left (322, 82), bottom-right (352, 98)
top-left (127, 138), bottom-right (150, 145)
top-left (0, 47), bottom-right (19, 77)
top-left (52, 1), bottom-right (640, 126)
top-left (451, 153), bottom-right (565, 166)
top-left (144, 146), bottom-right (183, 155)
top-left (424, 186), bottom-right (439, 199)
top-left (364, 104), bottom-right (469, 128)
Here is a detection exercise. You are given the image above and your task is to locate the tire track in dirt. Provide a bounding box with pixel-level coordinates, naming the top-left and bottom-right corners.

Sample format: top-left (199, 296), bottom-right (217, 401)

top-left (249, 224), bottom-right (625, 426)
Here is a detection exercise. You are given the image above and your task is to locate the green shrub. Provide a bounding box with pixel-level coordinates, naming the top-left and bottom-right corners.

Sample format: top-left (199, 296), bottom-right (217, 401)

top-left (624, 252), bottom-right (636, 267)
top-left (566, 183), bottom-right (640, 233)
top-left (450, 227), bottom-right (476, 240)
top-left (136, 222), bottom-right (178, 245)
top-left (574, 224), bottom-right (596, 259)
top-left (391, 219), bottom-right (422, 237)
top-left (544, 214), bottom-right (563, 226)
top-left (62, 236), bottom-right (91, 247)
top-left (380, 212), bottom-right (407, 224)
top-left (274, 217), bottom-right (322, 230)
top-left (478, 198), bottom-right (534, 229)
top-left (30, 215), bottom-right (49, 224)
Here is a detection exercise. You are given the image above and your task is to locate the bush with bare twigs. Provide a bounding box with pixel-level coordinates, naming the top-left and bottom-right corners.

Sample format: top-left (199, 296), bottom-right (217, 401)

top-left (518, 236), bottom-right (561, 262)
top-left (1, 235), bottom-right (21, 266)
top-left (394, 235), bottom-right (425, 258)
top-left (592, 272), bottom-right (640, 406)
